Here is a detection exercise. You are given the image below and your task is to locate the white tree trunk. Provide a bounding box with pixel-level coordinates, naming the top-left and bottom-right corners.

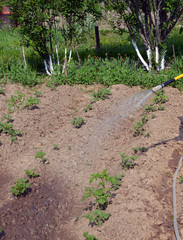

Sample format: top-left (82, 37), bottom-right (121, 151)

top-left (55, 44), bottom-right (60, 65)
top-left (132, 39), bottom-right (149, 71)
top-left (62, 48), bottom-right (67, 73)
top-left (160, 50), bottom-right (166, 70)
top-left (44, 60), bottom-right (52, 76)
top-left (68, 49), bottom-right (72, 63)
top-left (155, 46), bottom-right (159, 64)
top-left (146, 46), bottom-right (152, 69)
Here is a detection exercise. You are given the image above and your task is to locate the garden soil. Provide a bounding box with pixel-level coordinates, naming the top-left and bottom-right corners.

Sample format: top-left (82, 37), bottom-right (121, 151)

top-left (1, 83), bottom-right (183, 240)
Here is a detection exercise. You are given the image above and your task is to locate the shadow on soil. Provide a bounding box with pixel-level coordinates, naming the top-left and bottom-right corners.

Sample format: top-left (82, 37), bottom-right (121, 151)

top-left (147, 116), bottom-right (183, 151)
top-left (0, 177), bottom-right (74, 240)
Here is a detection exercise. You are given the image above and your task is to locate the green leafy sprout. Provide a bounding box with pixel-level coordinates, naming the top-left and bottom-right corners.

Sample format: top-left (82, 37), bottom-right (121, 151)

top-left (25, 169), bottom-right (39, 178)
top-left (83, 232), bottom-right (99, 240)
top-left (91, 88), bottom-right (111, 102)
top-left (11, 178), bottom-right (30, 197)
top-left (120, 153), bottom-right (137, 169)
top-left (35, 151), bottom-right (47, 163)
top-left (72, 117), bottom-right (85, 128)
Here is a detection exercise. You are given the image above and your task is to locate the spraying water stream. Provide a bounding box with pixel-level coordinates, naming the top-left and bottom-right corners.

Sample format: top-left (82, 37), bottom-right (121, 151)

top-left (83, 89), bottom-right (153, 152)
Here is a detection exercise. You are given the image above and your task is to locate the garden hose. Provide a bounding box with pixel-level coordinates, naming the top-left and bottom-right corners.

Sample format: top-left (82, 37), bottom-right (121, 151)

top-left (152, 73), bottom-right (183, 93)
top-left (173, 155), bottom-right (183, 240)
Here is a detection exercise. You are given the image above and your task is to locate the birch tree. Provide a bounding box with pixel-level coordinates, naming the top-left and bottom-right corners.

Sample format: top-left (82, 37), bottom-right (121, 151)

top-left (105, 0), bottom-right (183, 71)
top-left (8, 0), bottom-right (102, 76)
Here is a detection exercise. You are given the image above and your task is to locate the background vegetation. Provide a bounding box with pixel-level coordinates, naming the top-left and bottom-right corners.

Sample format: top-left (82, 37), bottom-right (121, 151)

top-left (0, 24), bottom-right (183, 89)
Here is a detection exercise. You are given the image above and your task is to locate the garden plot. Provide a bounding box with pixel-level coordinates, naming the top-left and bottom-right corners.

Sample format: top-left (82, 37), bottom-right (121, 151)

top-left (0, 83), bottom-right (183, 240)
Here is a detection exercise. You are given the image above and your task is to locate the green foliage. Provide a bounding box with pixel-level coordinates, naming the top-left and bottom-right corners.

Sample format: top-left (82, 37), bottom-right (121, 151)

top-left (84, 209), bottom-right (111, 226)
top-left (83, 232), bottom-right (99, 240)
top-left (179, 177), bottom-right (183, 183)
top-left (91, 88), bottom-right (111, 102)
top-left (132, 146), bottom-right (147, 154)
top-left (6, 92), bottom-right (39, 112)
top-left (25, 96), bottom-right (39, 110)
top-left (152, 89), bottom-right (169, 104)
top-left (53, 144), bottom-right (60, 150)
top-left (25, 169), bottom-right (39, 178)
top-left (83, 104), bottom-right (93, 112)
top-left (133, 121), bottom-right (144, 136)
top-left (72, 117), bottom-right (85, 128)
top-left (35, 151), bottom-right (47, 163)
top-left (0, 227), bottom-right (2, 233)
top-left (0, 88), bottom-right (5, 95)
top-left (6, 92), bottom-right (26, 113)
top-left (120, 153), bottom-right (137, 169)
top-left (83, 170), bottom-right (123, 209)
top-left (11, 179), bottom-right (30, 197)
top-left (144, 105), bottom-right (157, 113)
top-left (1, 114), bottom-right (13, 123)
top-left (0, 121), bottom-right (21, 142)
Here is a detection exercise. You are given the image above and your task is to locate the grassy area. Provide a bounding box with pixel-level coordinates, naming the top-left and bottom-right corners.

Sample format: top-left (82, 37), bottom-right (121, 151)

top-left (0, 26), bottom-right (183, 89)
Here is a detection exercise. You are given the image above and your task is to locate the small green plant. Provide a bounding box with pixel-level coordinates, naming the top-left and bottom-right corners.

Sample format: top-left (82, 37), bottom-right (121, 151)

top-left (25, 96), bottom-right (39, 109)
top-left (144, 104), bottom-right (157, 112)
top-left (1, 114), bottom-right (13, 123)
top-left (84, 209), bottom-right (111, 226)
top-left (151, 114), bottom-right (156, 119)
top-left (179, 177), bottom-right (183, 183)
top-left (67, 145), bottom-right (71, 150)
top-left (72, 117), bottom-right (85, 128)
top-left (91, 88), bottom-right (111, 102)
top-left (139, 146), bottom-right (147, 152)
top-left (6, 92), bottom-right (26, 113)
top-left (11, 178), bottom-right (30, 197)
top-left (34, 90), bottom-right (42, 97)
top-left (0, 227), bottom-right (2, 233)
top-left (120, 153), bottom-right (137, 169)
top-left (83, 170), bottom-right (123, 209)
top-left (158, 104), bottom-right (165, 111)
top-left (133, 121), bottom-right (144, 136)
top-left (152, 89), bottom-right (169, 104)
top-left (0, 121), bottom-right (21, 142)
top-left (144, 132), bottom-right (151, 138)
top-left (53, 144), bottom-right (60, 150)
top-left (25, 169), bottom-right (39, 178)
top-left (35, 151), bottom-right (47, 163)
top-left (83, 232), bottom-right (99, 240)
top-left (0, 88), bottom-right (5, 95)
top-left (132, 147), bottom-right (139, 154)
top-left (141, 114), bottom-right (148, 124)
top-left (83, 104), bottom-right (93, 112)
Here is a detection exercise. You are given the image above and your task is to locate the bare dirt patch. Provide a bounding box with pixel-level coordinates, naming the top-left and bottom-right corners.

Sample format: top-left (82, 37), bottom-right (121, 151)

top-left (0, 83), bottom-right (183, 240)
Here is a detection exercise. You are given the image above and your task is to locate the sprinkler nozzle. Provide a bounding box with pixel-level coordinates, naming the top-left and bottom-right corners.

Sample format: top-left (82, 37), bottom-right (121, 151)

top-left (152, 85), bottom-right (163, 93)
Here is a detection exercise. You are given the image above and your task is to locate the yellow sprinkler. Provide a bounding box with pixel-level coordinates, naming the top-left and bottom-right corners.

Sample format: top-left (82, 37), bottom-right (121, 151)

top-left (152, 73), bottom-right (183, 93)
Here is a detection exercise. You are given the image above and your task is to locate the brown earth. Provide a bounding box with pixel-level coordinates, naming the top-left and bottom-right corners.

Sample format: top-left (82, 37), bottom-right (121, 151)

top-left (0, 83), bottom-right (183, 240)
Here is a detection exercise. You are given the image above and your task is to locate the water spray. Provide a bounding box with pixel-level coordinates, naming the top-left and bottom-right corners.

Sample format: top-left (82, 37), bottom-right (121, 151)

top-left (152, 73), bottom-right (183, 93)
